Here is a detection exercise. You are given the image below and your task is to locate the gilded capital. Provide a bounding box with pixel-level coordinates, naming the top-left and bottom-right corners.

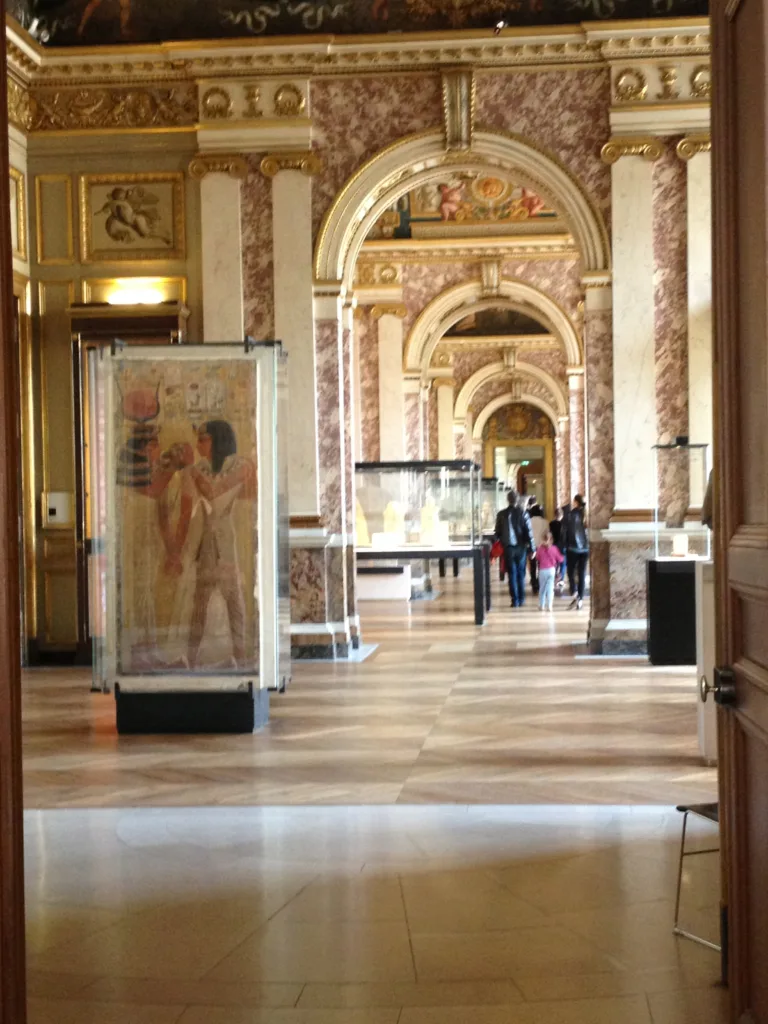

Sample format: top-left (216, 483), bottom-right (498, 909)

top-left (600, 136), bottom-right (664, 164)
top-left (371, 303), bottom-right (407, 321)
top-left (676, 134), bottom-right (711, 161)
top-left (432, 376), bottom-right (455, 390)
top-left (188, 153), bottom-right (248, 180)
top-left (260, 150), bottom-right (322, 177)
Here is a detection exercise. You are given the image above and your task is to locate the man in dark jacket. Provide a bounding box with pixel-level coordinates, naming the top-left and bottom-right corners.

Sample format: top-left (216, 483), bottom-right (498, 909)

top-left (494, 489), bottom-right (536, 608)
top-left (563, 494), bottom-right (589, 610)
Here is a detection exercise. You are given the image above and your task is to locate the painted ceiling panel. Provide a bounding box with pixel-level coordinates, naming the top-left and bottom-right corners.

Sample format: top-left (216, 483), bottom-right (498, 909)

top-left (13, 0), bottom-right (707, 47)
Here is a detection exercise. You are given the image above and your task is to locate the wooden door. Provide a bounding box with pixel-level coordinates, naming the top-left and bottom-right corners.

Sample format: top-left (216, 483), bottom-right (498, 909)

top-left (0, 0), bottom-right (27, 1017)
top-left (712, 1), bottom-right (768, 1019)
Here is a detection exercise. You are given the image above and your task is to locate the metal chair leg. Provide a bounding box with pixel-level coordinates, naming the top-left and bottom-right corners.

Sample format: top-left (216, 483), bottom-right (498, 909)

top-left (673, 809), bottom-right (689, 932)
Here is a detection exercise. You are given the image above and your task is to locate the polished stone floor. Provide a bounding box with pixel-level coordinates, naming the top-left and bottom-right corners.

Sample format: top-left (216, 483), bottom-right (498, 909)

top-left (21, 577), bottom-right (726, 1022)
top-left (25, 805), bottom-right (726, 1023)
top-left (22, 576), bottom-right (717, 807)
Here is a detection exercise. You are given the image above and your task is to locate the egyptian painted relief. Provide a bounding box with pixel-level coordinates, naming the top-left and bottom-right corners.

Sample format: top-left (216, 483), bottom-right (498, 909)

top-left (14, 0), bottom-right (708, 46)
top-left (104, 355), bottom-right (259, 677)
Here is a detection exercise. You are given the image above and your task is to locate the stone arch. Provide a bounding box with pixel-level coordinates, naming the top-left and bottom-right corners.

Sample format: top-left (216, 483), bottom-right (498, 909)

top-left (314, 129), bottom-right (610, 292)
top-left (454, 359), bottom-right (567, 422)
top-left (406, 279), bottom-right (582, 372)
top-left (472, 393), bottom-right (560, 442)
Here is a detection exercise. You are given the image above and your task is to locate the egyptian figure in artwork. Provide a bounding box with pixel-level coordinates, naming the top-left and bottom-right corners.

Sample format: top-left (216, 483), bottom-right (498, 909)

top-left (169, 420), bottom-right (257, 670)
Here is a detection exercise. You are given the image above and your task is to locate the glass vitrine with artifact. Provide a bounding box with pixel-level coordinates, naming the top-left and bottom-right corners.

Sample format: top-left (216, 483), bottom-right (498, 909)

top-left (355, 460), bottom-right (481, 549)
top-left (480, 477), bottom-right (506, 535)
top-left (89, 341), bottom-right (289, 732)
top-left (652, 440), bottom-right (711, 560)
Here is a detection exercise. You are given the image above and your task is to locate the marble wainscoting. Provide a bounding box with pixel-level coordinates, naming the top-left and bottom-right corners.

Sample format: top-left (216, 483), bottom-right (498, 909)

top-left (290, 539), bottom-right (354, 660)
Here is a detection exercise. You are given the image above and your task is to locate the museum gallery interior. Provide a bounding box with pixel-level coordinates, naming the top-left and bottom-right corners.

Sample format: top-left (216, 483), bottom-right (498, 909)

top-left (0, 0), bottom-right (767, 1020)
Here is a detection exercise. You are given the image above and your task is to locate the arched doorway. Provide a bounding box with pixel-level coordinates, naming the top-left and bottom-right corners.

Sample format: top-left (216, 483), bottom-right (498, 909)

top-left (481, 402), bottom-right (557, 516)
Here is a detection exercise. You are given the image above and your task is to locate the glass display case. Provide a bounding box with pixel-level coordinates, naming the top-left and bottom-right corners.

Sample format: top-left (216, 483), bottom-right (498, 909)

top-left (480, 477), bottom-right (506, 535)
top-left (89, 340), bottom-right (289, 732)
top-left (355, 460), bottom-right (481, 549)
top-left (652, 441), bottom-right (711, 560)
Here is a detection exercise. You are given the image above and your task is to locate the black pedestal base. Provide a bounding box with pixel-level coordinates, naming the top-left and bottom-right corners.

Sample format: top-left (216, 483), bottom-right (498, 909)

top-left (115, 684), bottom-right (269, 734)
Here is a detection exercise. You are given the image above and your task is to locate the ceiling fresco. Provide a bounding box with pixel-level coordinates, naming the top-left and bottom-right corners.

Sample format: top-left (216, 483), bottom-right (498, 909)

top-left (12, 0), bottom-right (708, 47)
top-left (366, 173), bottom-right (562, 242)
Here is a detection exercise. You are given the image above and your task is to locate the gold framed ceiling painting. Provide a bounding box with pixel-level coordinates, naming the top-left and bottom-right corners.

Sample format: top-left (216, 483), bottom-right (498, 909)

top-left (79, 172), bottom-right (185, 264)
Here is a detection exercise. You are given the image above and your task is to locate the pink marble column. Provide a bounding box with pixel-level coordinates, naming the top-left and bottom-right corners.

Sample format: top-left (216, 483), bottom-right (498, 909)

top-left (568, 371), bottom-right (586, 498)
top-left (342, 312), bottom-right (360, 647)
top-left (584, 302), bottom-right (614, 628)
top-left (654, 145), bottom-right (689, 526)
top-left (404, 390), bottom-right (421, 460)
top-left (556, 427), bottom-right (569, 511)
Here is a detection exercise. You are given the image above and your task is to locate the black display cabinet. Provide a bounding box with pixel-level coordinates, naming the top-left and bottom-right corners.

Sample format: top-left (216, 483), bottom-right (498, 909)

top-left (647, 558), bottom-right (697, 666)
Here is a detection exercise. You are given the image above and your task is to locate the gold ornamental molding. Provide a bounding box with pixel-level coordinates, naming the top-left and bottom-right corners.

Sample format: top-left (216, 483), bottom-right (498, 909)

top-left (441, 67), bottom-right (476, 152)
top-left (676, 133), bottom-right (711, 161)
top-left (188, 153), bottom-right (248, 179)
top-left (432, 376), bottom-right (455, 389)
top-left (371, 303), bottom-right (407, 321)
top-left (259, 150), bottom-right (322, 177)
top-left (690, 64), bottom-right (712, 99)
top-left (25, 84), bottom-right (198, 133)
top-left (8, 78), bottom-right (30, 131)
top-left (614, 68), bottom-right (647, 103)
top-left (600, 136), bottom-right (665, 164)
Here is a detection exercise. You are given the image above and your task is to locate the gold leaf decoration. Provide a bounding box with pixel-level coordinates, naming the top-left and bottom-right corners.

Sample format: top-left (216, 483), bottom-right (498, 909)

top-left (27, 86), bottom-right (198, 132)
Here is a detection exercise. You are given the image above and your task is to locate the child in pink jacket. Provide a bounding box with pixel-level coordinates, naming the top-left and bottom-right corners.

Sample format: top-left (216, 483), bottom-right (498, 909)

top-left (536, 532), bottom-right (564, 612)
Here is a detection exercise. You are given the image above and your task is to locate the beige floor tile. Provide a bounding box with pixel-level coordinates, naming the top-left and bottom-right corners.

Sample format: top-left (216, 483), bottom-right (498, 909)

top-left (271, 876), bottom-right (405, 923)
top-left (177, 1009), bottom-right (399, 1024)
top-left (397, 994), bottom-right (652, 1023)
top-left (411, 925), bottom-right (620, 981)
top-left (27, 998), bottom-right (185, 1024)
top-left (82, 976), bottom-right (303, 1008)
top-left (26, 970), bottom-right (98, 999)
top-left (25, 905), bottom-right (124, 954)
top-left (206, 919), bottom-right (416, 983)
top-left (647, 986), bottom-right (730, 1024)
top-left (297, 980), bottom-right (524, 1008)
top-left (401, 869), bottom-right (548, 932)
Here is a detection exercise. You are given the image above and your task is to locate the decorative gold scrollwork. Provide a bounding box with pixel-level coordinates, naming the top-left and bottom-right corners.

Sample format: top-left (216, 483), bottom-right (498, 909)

top-left (243, 85), bottom-right (263, 119)
top-left (614, 68), bottom-right (647, 103)
top-left (600, 136), bottom-right (664, 164)
top-left (273, 83), bottom-right (306, 117)
top-left (188, 153), bottom-right (248, 179)
top-left (259, 151), bottom-right (322, 177)
top-left (675, 134), bottom-right (711, 161)
top-left (690, 65), bottom-right (711, 99)
top-left (657, 66), bottom-right (679, 101)
top-left (201, 86), bottom-right (233, 120)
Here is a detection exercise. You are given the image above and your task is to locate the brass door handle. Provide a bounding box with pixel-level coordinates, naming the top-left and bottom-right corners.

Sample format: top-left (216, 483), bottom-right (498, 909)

top-left (699, 674), bottom-right (713, 703)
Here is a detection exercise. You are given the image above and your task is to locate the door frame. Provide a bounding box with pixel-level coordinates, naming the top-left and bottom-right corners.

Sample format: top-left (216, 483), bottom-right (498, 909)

top-left (483, 436), bottom-right (555, 518)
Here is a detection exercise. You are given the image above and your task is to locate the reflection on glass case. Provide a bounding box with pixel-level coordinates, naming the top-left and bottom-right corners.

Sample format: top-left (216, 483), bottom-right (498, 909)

top-left (652, 441), bottom-right (711, 560)
top-left (355, 460), bottom-right (481, 549)
top-left (481, 477), bottom-right (506, 535)
top-left (90, 341), bottom-right (289, 705)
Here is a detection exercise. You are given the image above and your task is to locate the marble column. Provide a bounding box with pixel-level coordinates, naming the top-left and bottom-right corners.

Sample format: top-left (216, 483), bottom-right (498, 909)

top-left (404, 378), bottom-right (421, 460)
top-left (342, 302), bottom-right (360, 648)
top-left (374, 304), bottom-right (407, 461)
top-left (556, 417), bottom-right (570, 509)
top-left (189, 155), bottom-right (247, 341)
top-left (678, 135), bottom-right (713, 506)
top-left (420, 382), bottom-right (431, 462)
top-left (435, 378), bottom-right (455, 459)
top-left (603, 142), bottom-right (661, 518)
top-left (582, 279), bottom-right (614, 645)
top-left (568, 370), bottom-right (586, 498)
top-left (264, 156), bottom-right (321, 519)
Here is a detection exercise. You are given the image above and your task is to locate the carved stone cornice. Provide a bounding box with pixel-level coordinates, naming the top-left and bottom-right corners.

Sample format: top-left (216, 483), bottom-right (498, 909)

top-left (600, 136), bottom-right (665, 164)
top-left (188, 153), bottom-right (248, 179)
top-left (441, 67), bottom-right (475, 152)
top-left (26, 84), bottom-right (198, 132)
top-left (371, 303), bottom-right (407, 321)
top-left (259, 150), bottom-right (322, 177)
top-left (676, 133), bottom-right (711, 161)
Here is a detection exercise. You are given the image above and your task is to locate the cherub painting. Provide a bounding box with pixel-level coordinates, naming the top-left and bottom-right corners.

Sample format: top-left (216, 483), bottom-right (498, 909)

top-left (96, 186), bottom-right (172, 247)
top-left (81, 173), bottom-right (185, 262)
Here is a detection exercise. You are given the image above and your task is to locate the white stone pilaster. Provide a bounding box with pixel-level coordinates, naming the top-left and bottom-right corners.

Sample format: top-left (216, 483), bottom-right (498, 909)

top-left (195, 166), bottom-right (245, 342)
top-left (374, 306), bottom-right (406, 461)
top-left (272, 167), bottom-right (320, 518)
top-left (610, 153), bottom-right (658, 514)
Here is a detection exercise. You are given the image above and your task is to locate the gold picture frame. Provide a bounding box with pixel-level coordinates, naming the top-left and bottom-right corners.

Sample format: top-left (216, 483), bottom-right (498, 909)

top-left (9, 167), bottom-right (27, 262)
top-left (79, 172), bottom-right (185, 264)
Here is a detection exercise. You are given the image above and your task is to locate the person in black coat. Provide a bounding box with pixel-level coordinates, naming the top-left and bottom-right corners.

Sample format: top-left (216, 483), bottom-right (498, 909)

top-left (563, 494), bottom-right (589, 610)
top-left (494, 489), bottom-right (536, 608)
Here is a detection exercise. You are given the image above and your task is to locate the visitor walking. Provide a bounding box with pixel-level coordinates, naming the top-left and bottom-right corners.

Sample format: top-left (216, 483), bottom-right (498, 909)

top-left (536, 531), bottom-right (564, 612)
top-left (494, 490), bottom-right (536, 609)
top-left (563, 494), bottom-right (589, 610)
